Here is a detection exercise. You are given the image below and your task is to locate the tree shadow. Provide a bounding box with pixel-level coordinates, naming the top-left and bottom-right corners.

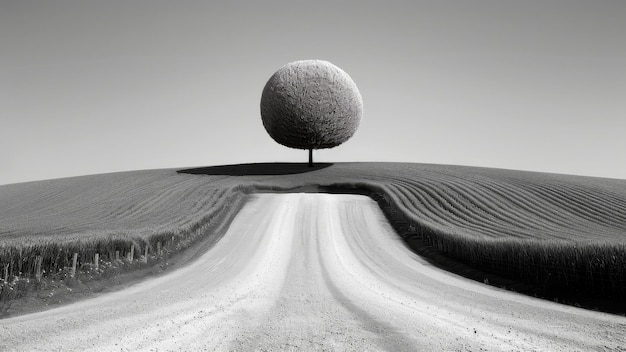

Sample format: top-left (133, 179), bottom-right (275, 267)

top-left (177, 162), bottom-right (334, 176)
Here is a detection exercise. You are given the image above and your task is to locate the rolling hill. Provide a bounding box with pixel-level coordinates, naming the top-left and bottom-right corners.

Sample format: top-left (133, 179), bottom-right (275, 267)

top-left (1, 162), bottom-right (625, 311)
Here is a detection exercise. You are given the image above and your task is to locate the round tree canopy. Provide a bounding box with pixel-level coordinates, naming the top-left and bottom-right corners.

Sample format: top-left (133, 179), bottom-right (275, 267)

top-left (260, 60), bottom-right (363, 150)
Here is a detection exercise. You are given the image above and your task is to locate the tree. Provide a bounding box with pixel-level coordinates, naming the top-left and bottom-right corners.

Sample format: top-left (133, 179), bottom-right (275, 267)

top-left (260, 60), bottom-right (363, 167)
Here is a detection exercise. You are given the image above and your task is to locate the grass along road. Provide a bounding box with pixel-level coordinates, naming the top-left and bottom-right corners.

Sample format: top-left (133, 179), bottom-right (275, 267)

top-left (1, 194), bottom-right (624, 351)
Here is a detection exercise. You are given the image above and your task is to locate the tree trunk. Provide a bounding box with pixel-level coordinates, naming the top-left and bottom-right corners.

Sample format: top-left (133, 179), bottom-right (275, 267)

top-left (308, 148), bottom-right (313, 167)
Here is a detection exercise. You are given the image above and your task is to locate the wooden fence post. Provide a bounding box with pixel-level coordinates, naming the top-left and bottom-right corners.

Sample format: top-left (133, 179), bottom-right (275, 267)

top-left (157, 241), bottom-right (161, 255)
top-left (3, 263), bottom-right (8, 282)
top-left (143, 246), bottom-right (149, 263)
top-left (94, 253), bottom-right (99, 270)
top-left (70, 253), bottom-right (78, 278)
top-left (129, 245), bottom-right (135, 261)
top-left (35, 255), bottom-right (42, 282)
top-left (115, 250), bottom-right (120, 261)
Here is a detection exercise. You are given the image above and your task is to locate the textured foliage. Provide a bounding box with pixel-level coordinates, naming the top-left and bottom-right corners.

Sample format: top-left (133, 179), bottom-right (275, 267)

top-left (260, 60), bottom-right (362, 150)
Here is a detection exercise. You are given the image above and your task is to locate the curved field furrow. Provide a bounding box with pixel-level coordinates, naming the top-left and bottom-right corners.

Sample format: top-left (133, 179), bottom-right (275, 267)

top-left (502, 183), bottom-right (626, 240)
top-left (506, 182), bottom-right (605, 224)
top-left (468, 179), bottom-right (605, 237)
top-left (558, 182), bottom-right (626, 218)
top-left (504, 175), bottom-right (626, 219)
top-left (403, 178), bottom-right (545, 238)
top-left (432, 178), bottom-right (569, 235)
top-left (393, 178), bottom-right (536, 239)
top-left (518, 181), bottom-right (626, 228)
top-left (461, 178), bottom-right (589, 230)
top-left (381, 182), bottom-right (446, 232)
top-left (394, 176), bottom-right (538, 239)
top-left (396, 184), bottom-right (513, 239)
top-left (390, 182), bottom-right (458, 232)
top-left (395, 174), bottom-right (553, 233)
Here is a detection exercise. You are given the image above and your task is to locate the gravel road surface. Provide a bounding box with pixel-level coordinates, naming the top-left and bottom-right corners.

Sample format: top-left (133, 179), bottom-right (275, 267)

top-left (1, 194), bottom-right (624, 351)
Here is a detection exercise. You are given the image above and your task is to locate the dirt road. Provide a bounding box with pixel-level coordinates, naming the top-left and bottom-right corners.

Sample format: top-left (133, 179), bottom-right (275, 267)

top-left (1, 194), bottom-right (624, 351)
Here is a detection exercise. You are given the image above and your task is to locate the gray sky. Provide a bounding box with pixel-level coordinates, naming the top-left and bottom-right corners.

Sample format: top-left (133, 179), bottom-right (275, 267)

top-left (1, 0), bottom-right (625, 185)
